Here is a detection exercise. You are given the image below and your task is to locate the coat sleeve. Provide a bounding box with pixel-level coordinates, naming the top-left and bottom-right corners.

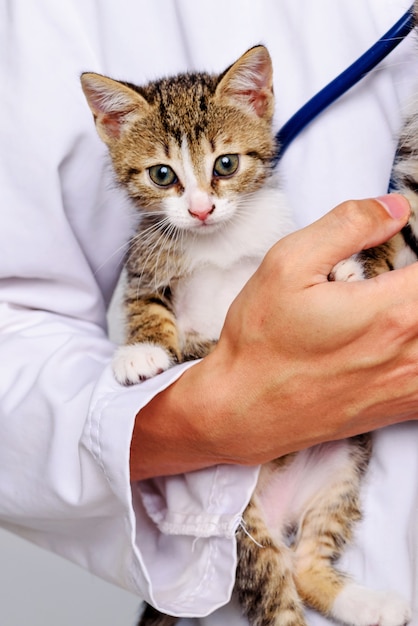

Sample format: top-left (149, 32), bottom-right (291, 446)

top-left (0, 0), bottom-right (259, 617)
top-left (0, 301), bottom-right (258, 613)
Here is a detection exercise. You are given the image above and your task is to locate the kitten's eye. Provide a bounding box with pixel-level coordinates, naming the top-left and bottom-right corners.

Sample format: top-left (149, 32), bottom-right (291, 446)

top-left (213, 154), bottom-right (239, 178)
top-left (148, 164), bottom-right (178, 187)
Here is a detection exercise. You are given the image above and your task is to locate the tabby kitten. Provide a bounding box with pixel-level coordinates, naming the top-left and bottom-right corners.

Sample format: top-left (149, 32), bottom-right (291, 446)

top-left (81, 47), bottom-right (411, 626)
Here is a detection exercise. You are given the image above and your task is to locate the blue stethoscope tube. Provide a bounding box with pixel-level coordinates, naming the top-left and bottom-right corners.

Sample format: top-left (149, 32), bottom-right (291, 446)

top-left (274, 4), bottom-right (415, 164)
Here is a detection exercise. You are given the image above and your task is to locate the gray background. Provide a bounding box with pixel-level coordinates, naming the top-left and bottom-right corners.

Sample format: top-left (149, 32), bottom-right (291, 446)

top-left (0, 528), bottom-right (140, 625)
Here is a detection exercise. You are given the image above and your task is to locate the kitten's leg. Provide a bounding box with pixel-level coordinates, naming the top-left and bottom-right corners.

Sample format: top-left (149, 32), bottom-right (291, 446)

top-left (293, 436), bottom-right (411, 626)
top-left (331, 584), bottom-right (411, 626)
top-left (328, 255), bottom-right (366, 282)
top-left (293, 439), bottom-right (366, 616)
top-left (113, 294), bottom-right (181, 384)
top-left (329, 237), bottom-right (403, 282)
top-left (236, 500), bottom-right (307, 626)
top-left (181, 331), bottom-right (217, 360)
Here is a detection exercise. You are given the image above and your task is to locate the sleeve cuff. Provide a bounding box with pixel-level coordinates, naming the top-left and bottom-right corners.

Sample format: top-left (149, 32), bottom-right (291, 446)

top-left (85, 362), bottom-right (260, 616)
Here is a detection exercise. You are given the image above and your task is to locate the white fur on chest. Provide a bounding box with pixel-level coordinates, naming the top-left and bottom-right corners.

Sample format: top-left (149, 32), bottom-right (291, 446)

top-left (174, 181), bottom-right (295, 342)
top-left (173, 257), bottom-right (259, 340)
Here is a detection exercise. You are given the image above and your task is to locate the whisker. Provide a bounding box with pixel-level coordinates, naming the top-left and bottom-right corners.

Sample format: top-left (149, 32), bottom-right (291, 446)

top-left (124, 213), bottom-right (184, 299)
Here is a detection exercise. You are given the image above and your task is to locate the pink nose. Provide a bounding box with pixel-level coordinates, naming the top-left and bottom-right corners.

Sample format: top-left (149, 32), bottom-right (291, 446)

top-left (188, 205), bottom-right (215, 221)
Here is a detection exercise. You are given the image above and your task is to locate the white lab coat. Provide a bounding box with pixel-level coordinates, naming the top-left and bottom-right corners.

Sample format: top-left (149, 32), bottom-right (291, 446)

top-left (0, 0), bottom-right (417, 624)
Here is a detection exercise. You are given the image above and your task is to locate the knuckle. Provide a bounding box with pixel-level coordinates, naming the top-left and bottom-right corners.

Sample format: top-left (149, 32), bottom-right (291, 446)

top-left (331, 198), bottom-right (391, 249)
top-left (332, 200), bottom-right (371, 233)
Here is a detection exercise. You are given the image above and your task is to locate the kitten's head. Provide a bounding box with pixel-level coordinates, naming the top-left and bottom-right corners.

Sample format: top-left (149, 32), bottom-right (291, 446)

top-left (81, 46), bottom-right (276, 235)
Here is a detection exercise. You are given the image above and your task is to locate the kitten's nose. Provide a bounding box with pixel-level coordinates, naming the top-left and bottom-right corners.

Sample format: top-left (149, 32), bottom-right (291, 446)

top-left (188, 204), bottom-right (215, 222)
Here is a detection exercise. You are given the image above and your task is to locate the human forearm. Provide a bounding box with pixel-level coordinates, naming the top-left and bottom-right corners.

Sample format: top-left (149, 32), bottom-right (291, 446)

top-left (131, 195), bottom-right (418, 481)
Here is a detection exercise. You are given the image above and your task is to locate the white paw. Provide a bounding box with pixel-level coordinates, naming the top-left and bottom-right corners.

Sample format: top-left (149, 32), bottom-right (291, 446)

top-left (330, 257), bottom-right (365, 282)
top-left (332, 583), bottom-right (411, 626)
top-left (112, 343), bottom-right (173, 385)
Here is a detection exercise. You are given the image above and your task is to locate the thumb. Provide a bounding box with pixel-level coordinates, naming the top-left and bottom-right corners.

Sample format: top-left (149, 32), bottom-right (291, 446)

top-left (297, 194), bottom-right (410, 274)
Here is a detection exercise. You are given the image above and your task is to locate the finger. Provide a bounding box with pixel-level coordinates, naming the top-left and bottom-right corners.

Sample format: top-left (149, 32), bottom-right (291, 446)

top-left (276, 194), bottom-right (411, 278)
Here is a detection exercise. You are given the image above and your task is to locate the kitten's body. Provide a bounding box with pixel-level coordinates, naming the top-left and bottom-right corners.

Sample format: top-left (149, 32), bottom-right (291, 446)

top-left (81, 46), bottom-right (411, 626)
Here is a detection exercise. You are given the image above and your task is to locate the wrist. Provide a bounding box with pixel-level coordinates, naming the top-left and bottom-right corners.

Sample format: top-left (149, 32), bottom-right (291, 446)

top-left (129, 348), bottom-right (237, 481)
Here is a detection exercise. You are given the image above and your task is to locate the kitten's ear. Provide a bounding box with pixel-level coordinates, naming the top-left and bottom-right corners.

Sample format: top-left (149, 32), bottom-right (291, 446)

top-left (80, 73), bottom-right (150, 142)
top-left (216, 46), bottom-right (274, 119)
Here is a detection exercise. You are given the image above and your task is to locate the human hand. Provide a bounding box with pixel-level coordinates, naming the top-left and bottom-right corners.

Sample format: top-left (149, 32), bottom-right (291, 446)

top-left (131, 195), bottom-right (418, 480)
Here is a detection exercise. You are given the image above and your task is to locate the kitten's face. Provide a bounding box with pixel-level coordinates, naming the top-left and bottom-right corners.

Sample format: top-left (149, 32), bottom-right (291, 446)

top-left (117, 113), bottom-right (273, 235)
top-left (81, 46), bottom-right (275, 235)
top-left (136, 140), bottom-right (245, 233)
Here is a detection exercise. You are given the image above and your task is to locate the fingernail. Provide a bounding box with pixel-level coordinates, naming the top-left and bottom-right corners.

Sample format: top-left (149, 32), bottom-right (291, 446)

top-left (376, 194), bottom-right (410, 219)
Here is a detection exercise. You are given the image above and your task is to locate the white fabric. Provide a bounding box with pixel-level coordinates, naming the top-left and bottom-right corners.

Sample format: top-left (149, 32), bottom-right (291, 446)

top-left (0, 0), bottom-right (417, 624)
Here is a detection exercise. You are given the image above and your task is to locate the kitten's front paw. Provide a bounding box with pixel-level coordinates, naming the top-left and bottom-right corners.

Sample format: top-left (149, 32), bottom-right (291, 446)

top-left (329, 256), bottom-right (365, 282)
top-left (112, 343), bottom-right (173, 385)
top-left (332, 583), bottom-right (411, 626)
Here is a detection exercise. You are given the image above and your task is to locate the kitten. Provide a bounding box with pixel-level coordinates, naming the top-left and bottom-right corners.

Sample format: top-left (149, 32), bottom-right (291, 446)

top-left (81, 47), bottom-right (411, 626)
